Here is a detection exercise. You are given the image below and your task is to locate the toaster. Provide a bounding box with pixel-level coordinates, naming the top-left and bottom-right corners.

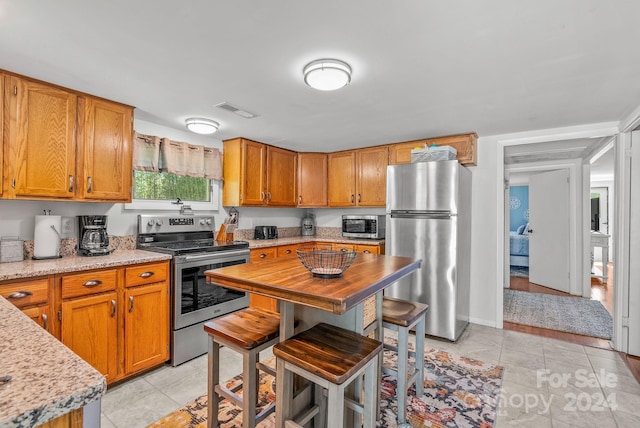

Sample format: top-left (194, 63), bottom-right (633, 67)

top-left (254, 226), bottom-right (278, 240)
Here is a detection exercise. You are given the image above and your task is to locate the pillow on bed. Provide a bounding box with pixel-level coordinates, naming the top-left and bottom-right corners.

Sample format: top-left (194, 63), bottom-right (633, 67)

top-left (516, 224), bottom-right (526, 235)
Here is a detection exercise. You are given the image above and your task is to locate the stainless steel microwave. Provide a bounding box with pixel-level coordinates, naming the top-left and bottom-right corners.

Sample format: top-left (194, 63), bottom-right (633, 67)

top-left (342, 215), bottom-right (386, 239)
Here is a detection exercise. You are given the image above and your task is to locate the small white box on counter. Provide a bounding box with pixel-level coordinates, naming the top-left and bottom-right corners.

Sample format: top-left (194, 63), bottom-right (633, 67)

top-left (411, 145), bottom-right (457, 162)
top-left (0, 237), bottom-right (24, 263)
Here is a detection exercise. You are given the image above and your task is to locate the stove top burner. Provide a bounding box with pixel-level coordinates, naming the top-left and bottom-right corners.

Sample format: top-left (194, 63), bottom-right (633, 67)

top-left (140, 240), bottom-right (249, 256)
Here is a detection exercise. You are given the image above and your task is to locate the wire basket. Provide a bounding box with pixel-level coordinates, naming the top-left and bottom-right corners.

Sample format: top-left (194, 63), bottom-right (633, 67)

top-left (296, 246), bottom-right (357, 278)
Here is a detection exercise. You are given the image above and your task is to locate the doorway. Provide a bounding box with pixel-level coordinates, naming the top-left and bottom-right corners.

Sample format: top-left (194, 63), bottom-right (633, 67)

top-left (501, 142), bottom-right (615, 347)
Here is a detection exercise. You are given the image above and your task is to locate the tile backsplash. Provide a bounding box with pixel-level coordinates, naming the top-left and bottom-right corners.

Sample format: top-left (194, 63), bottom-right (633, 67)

top-left (22, 235), bottom-right (137, 259)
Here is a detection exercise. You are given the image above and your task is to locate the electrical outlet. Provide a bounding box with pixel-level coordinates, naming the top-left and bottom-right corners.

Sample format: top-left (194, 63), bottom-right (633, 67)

top-left (61, 217), bottom-right (75, 238)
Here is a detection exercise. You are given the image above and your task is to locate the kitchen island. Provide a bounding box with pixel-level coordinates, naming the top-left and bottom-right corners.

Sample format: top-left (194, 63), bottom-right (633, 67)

top-left (0, 296), bottom-right (105, 427)
top-left (205, 253), bottom-right (421, 426)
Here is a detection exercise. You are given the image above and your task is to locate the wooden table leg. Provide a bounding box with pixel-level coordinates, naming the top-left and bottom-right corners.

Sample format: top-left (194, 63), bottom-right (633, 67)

top-left (275, 301), bottom-right (295, 427)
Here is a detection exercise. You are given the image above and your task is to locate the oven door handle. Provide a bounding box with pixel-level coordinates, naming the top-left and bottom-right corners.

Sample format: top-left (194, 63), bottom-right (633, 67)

top-left (179, 249), bottom-right (249, 263)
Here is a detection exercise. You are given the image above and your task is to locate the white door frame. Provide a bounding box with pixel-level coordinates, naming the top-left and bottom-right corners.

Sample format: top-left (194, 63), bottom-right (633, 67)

top-left (494, 122), bottom-right (619, 334)
top-left (505, 161), bottom-right (581, 296)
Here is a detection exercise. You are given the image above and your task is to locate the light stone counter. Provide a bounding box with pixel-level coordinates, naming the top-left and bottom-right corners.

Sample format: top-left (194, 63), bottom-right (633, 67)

top-left (0, 250), bottom-right (172, 282)
top-left (0, 297), bottom-right (106, 427)
top-left (243, 236), bottom-right (385, 249)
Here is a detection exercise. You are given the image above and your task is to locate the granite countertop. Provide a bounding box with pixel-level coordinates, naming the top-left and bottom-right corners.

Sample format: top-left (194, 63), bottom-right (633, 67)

top-left (0, 297), bottom-right (106, 427)
top-left (244, 236), bottom-right (385, 249)
top-left (0, 250), bottom-right (172, 282)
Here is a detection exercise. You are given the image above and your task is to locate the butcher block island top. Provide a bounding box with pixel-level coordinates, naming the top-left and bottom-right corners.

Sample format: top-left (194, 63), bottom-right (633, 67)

top-left (205, 253), bottom-right (420, 314)
top-left (0, 297), bottom-right (105, 427)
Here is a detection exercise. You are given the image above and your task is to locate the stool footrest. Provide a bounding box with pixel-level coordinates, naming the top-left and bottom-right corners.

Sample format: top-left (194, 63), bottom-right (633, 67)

top-left (257, 361), bottom-right (276, 377)
top-left (383, 342), bottom-right (418, 358)
top-left (215, 384), bottom-right (243, 408)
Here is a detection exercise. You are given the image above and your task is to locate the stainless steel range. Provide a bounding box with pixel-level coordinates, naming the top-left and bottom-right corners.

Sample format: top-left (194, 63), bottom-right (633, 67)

top-left (137, 214), bottom-right (250, 366)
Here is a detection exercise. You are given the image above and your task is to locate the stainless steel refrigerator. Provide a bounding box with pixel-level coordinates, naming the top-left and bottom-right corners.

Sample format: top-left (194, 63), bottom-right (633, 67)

top-left (385, 160), bottom-right (472, 341)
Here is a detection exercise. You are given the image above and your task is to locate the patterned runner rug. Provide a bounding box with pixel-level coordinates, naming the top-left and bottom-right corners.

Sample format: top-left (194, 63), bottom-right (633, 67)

top-left (503, 289), bottom-right (613, 339)
top-left (148, 345), bottom-right (504, 428)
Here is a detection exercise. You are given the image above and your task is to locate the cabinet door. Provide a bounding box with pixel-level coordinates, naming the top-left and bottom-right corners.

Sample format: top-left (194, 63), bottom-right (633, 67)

top-left (124, 282), bottom-right (169, 375)
top-left (21, 305), bottom-right (52, 333)
top-left (297, 153), bottom-right (327, 207)
top-left (388, 140), bottom-right (427, 165)
top-left (79, 97), bottom-right (133, 201)
top-left (266, 146), bottom-right (297, 206)
top-left (356, 146), bottom-right (388, 206)
top-left (61, 292), bottom-right (118, 383)
top-left (328, 151), bottom-right (356, 207)
top-left (7, 76), bottom-right (76, 198)
top-left (241, 140), bottom-right (267, 205)
top-left (426, 133), bottom-right (477, 166)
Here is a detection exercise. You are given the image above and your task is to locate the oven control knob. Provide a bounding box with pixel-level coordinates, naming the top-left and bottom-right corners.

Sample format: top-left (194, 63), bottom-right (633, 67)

top-left (199, 219), bottom-right (206, 225)
top-left (155, 219), bottom-right (163, 226)
top-left (147, 219), bottom-right (155, 227)
top-left (206, 218), bottom-right (212, 225)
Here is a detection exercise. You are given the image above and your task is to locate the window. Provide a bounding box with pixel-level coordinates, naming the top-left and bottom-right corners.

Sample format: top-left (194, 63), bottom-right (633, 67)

top-left (125, 171), bottom-right (219, 211)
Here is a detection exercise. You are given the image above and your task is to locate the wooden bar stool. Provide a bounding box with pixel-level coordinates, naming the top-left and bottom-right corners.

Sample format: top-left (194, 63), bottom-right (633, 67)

top-left (203, 307), bottom-right (280, 428)
top-left (273, 322), bottom-right (383, 428)
top-left (382, 296), bottom-right (429, 426)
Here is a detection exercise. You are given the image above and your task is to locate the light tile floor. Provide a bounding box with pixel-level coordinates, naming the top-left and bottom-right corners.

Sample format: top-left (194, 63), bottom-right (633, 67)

top-left (101, 324), bottom-right (640, 427)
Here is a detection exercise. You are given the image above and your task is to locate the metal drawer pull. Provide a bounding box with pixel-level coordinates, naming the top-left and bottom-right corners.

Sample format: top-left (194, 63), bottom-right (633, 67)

top-left (260, 191), bottom-right (265, 201)
top-left (42, 314), bottom-right (48, 330)
top-left (83, 279), bottom-right (102, 288)
top-left (285, 249), bottom-right (292, 254)
top-left (68, 175), bottom-right (74, 192)
top-left (110, 299), bottom-right (117, 317)
top-left (7, 291), bottom-right (33, 299)
top-left (298, 195), bottom-right (302, 204)
top-left (259, 253), bottom-right (267, 258)
top-left (87, 176), bottom-right (93, 193)
top-left (129, 296), bottom-right (134, 313)
top-left (363, 250), bottom-right (371, 254)
top-left (139, 271), bottom-right (155, 278)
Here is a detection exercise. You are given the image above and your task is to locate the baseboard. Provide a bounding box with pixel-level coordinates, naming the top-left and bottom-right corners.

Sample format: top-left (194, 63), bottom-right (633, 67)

top-left (469, 317), bottom-right (498, 328)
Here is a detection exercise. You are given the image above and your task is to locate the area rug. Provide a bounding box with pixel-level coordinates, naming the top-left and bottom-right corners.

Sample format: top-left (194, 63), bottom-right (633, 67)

top-left (509, 265), bottom-right (529, 278)
top-left (503, 289), bottom-right (613, 339)
top-left (148, 347), bottom-right (504, 428)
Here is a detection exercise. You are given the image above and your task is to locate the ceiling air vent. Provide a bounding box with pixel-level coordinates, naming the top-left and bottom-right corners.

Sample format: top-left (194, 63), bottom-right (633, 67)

top-left (213, 102), bottom-right (258, 119)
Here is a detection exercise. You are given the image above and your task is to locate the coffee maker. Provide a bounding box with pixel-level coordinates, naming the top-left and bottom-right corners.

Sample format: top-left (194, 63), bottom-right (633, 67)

top-left (77, 215), bottom-right (112, 256)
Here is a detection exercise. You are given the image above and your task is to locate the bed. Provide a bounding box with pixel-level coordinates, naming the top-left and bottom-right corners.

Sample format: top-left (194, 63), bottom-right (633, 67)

top-left (509, 231), bottom-right (529, 267)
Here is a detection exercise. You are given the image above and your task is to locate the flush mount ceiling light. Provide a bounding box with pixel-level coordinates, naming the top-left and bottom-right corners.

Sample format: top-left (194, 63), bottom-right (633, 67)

top-left (303, 59), bottom-right (352, 91)
top-left (185, 118), bottom-right (220, 135)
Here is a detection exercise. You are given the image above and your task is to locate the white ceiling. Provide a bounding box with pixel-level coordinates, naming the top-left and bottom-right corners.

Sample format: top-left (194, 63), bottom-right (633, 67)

top-left (1, 1), bottom-right (640, 152)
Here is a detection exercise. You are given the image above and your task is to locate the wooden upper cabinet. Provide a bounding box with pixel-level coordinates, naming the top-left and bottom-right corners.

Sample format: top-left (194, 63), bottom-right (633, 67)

top-left (223, 138), bottom-right (266, 206)
top-left (266, 146), bottom-right (297, 206)
top-left (388, 133), bottom-right (478, 166)
top-left (5, 75), bottom-right (77, 199)
top-left (297, 153), bottom-right (327, 207)
top-left (223, 138), bottom-right (296, 207)
top-left (328, 147), bottom-right (388, 207)
top-left (328, 150), bottom-right (356, 206)
top-left (356, 146), bottom-right (388, 206)
top-left (78, 97), bottom-right (133, 201)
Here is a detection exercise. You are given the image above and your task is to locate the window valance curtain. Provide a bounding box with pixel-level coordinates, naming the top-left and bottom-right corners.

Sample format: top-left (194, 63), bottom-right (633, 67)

top-left (133, 132), bottom-right (222, 180)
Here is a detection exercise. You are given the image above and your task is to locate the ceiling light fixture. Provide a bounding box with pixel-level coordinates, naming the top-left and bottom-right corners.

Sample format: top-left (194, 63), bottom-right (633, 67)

top-left (185, 118), bottom-right (220, 135)
top-left (303, 59), bottom-right (352, 91)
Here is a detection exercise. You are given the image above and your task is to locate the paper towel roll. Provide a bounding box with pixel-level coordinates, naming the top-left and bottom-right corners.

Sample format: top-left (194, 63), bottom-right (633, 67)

top-left (34, 215), bottom-right (61, 259)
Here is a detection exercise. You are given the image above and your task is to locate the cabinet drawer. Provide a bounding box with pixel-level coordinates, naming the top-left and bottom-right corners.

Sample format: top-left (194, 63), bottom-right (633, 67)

top-left (250, 247), bottom-right (277, 263)
top-left (356, 245), bottom-right (380, 255)
top-left (125, 262), bottom-right (168, 288)
top-left (0, 278), bottom-right (49, 308)
top-left (61, 269), bottom-right (117, 299)
top-left (277, 244), bottom-right (299, 258)
top-left (333, 243), bottom-right (356, 252)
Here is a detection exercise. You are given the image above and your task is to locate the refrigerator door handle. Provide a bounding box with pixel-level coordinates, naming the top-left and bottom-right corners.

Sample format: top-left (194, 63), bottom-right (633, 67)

top-left (390, 212), bottom-right (453, 220)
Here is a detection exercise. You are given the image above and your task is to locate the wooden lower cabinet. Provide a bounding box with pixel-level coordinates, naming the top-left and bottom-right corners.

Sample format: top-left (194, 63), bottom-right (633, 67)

top-left (61, 292), bottom-right (119, 383)
top-left (37, 408), bottom-right (82, 428)
top-left (59, 261), bottom-right (170, 384)
top-left (124, 282), bottom-right (169, 374)
top-left (0, 277), bottom-right (55, 336)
